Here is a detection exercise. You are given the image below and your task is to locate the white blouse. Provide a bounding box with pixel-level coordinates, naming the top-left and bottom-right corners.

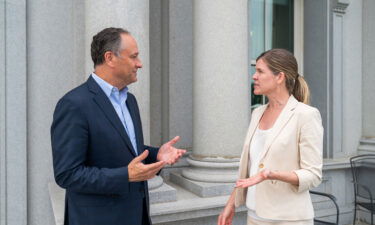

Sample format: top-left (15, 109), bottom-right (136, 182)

top-left (246, 126), bottom-right (278, 222)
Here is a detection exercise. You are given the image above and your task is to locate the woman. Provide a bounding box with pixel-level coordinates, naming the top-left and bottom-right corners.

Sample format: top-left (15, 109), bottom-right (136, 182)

top-left (218, 49), bottom-right (323, 225)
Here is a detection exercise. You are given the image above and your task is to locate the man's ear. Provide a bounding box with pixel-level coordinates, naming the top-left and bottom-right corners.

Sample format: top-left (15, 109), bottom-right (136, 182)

top-left (104, 51), bottom-right (115, 68)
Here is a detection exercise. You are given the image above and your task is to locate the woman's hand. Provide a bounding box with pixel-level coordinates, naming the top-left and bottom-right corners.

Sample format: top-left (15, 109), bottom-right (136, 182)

top-left (218, 202), bottom-right (235, 225)
top-left (218, 189), bottom-right (236, 225)
top-left (236, 169), bottom-right (271, 188)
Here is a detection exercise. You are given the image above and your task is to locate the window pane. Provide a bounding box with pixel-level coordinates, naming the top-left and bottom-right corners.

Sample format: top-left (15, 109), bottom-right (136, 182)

top-left (250, 0), bottom-right (294, 109)
top-left (250, 0), bottom-right (266, 60)
top-left (271, 0), bottom-right (294, 52)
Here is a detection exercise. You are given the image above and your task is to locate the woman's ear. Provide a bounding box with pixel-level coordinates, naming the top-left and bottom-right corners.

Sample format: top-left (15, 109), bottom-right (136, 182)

top-left (277, 72), bottom-right (286, 84)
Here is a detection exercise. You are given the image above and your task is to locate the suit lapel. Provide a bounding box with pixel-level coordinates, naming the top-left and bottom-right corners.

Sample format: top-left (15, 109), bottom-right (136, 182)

top-left (126, 96), bottom-right (143, 155)
top-left (259, 95), bottom-right (299, 161)
top-left (87, 76), bottom-right (137, 157)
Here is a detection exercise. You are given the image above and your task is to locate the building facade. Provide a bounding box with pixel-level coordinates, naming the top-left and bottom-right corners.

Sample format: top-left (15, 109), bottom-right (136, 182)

top-left (1, 0), bottom-right (375, 224)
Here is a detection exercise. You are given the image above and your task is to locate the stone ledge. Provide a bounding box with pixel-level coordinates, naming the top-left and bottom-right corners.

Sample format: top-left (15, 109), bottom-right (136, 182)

top-left (170, 172), bottom-right (235, 197)
top-left (323, 158), bottom-right (351, 170)
top-left (149, 182), bottom-right (177, 204)
top-left (150, 182), bottom-right (246, 224)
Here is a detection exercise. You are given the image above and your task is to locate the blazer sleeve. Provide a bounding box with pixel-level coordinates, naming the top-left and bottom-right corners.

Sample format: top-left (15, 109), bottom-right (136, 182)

top-left (293, 108), bottom-right (324, 193)
top-left (51, 98), bottom-right (130, 195)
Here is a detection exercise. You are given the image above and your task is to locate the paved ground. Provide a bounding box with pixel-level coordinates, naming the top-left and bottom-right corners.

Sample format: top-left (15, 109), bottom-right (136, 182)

top-left (351, 221), bottom-right (371, 225)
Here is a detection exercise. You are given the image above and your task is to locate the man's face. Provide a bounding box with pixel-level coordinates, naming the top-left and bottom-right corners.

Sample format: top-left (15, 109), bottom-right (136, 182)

top-left (113, 34), bottom-right (143, 86)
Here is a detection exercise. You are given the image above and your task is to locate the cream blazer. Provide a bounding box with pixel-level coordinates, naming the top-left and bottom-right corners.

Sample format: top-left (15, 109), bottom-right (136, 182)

top-left (235, 95), bottom-right (323, 221)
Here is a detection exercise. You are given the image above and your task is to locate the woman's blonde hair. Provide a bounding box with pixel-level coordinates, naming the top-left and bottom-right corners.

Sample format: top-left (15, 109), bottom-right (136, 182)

top-left (256, 49), bottom-right (310, 104)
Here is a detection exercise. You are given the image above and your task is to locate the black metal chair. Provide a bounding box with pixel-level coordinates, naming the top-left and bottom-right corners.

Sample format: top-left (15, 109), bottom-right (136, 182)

top-left (310, 190), bottom-right (339, 225)
top-left (350, 154), bottom-right (375, 225)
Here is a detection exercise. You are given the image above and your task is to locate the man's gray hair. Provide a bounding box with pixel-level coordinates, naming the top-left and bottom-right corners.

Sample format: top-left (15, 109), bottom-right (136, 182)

top-left (91, 27), bottom-right (130, 67)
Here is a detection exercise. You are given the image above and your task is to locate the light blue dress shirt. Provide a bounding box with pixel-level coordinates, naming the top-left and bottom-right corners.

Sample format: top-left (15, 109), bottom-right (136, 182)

top-left (91, 73), bottom-right (138, 155)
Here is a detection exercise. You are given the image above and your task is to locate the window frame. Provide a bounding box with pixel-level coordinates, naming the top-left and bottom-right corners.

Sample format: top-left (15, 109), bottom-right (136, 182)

top-left (250, 0), bottom-right (304, 109)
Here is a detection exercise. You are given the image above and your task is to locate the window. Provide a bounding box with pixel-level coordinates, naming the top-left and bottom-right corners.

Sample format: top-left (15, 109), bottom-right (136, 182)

top-left (249, 0), bottom-right (303, 109)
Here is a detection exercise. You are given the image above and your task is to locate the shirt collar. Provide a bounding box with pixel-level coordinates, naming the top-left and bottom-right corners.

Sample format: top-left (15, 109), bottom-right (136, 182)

top-left (91, 73), bottom-right (129, 100)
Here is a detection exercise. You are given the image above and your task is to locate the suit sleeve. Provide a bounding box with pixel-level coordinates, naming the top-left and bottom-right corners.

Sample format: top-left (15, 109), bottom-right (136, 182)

top-left (293, 108), bottom-right (324, 193)
top-left (144, 145), bottom-right (159, 164)
top-left (51, 98), bottom-right (130, 195)
top-left (127, 93), bottom-right (160, 164)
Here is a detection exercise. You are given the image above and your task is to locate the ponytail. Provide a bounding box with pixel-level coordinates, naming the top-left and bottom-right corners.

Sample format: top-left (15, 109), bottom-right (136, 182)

top-left (293, 75), bottom-right (310, 105)
top-left (257, 49), bottom-right (311, 104)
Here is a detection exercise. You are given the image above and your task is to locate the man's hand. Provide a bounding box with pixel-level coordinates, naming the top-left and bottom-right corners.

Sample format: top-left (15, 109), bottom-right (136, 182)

top-left (235, 169), bottom-right (271, 188)
top-left (128, 150), bottom-right (166, 182)
top-left (157, 136), bottom-right (186, 165)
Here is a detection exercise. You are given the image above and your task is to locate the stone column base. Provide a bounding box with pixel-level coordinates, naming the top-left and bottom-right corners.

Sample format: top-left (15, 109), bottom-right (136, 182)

top-left (170, 172), bottom-right (235, 198)
top-left (148, 176), bottom-right (177, 204)
top-left (181, 156), bottom-right (239, 183)
top-left (170, 156), bottom-right (239, 197)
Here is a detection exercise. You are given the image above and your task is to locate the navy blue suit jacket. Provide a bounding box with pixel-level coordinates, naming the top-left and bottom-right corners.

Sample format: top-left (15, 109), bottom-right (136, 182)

top-left (51, 76), bottom-right (158, 225)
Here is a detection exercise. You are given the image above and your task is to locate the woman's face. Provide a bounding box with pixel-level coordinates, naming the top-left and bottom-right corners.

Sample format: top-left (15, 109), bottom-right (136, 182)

top-left (252, 59), bottom-right (280, 96)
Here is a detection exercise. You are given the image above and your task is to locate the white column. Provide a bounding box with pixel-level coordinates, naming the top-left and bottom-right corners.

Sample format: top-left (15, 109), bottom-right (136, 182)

top-left (331, 2), bottom-right (347, 158)
top-left (363, 0), bottom-right (375, 138)
top-left (1, 1), bottom-right (27, 225)
top-left (182, 0), bottom-right (249, 183)
top-left (359, 0), bottom-right (375, 154)
top-left (85, 0), bottom-right (151, 143)
top-left (27, 1), bottom-right (86, 224)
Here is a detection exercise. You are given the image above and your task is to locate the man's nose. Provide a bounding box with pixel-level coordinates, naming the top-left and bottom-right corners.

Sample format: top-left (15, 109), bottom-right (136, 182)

top-left (137, 60), bottom-right (143, 68)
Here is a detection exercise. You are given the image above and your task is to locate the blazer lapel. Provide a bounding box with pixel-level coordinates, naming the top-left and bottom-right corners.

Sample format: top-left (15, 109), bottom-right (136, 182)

top-left (238, 105), bottom-right (267, 178)
top-left (87, 76), bottom-right (137, 157)
top-left (259, 95), bottom-right (299, 161)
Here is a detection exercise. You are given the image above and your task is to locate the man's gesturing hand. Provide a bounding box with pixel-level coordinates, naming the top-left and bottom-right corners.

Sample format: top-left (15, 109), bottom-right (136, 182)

top-left (128, 150), bottom-right (166, 182)
top-left (157, 136), bottom-right (186, 165)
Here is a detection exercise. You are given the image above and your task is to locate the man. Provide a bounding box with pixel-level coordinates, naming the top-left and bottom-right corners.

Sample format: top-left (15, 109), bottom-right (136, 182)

top-left (51, 27), bottom-right (186, 225)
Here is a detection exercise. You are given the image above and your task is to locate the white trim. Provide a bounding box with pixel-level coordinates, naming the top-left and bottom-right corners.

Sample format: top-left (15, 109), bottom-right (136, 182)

top-left (264, 0), bottom-right (273, 50)
top-left (0, 1), bottom-right (6, 224)
top-left (294, 0), bottom-right (304, 74)
top-left (332, 13), bottom-right (344, 157)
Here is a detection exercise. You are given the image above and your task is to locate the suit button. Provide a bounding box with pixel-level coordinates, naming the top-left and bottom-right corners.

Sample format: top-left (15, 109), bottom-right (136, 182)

top-left (259, 163), bottom-right (264, 168)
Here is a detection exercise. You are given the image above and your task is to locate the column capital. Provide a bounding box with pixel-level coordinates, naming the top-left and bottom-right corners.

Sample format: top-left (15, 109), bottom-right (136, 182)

top-left (333, 0), bottom-right (350, 14)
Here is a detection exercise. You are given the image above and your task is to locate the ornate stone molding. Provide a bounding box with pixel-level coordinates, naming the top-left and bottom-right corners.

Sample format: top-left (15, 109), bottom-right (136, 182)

top-left (358, 138), bottom-right (375, 154)
top-left (182, 156), bottom-right (239, 183)
top-left (333, 0), bottom-right (350, 14)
